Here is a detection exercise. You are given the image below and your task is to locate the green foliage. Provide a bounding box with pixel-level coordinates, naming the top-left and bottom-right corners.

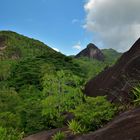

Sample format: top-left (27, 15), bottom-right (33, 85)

top-left (132, 84), bottom-right (140, 106)
top-left (0, 31), bottom-right (54, 59)
top-left (42, 95), bottom-right (63, 117)
top-left (52, 131), bottom-right (65, 140)
top-left (0, 85), bottom-right (46, 135)
top-left (9, 57), bottom-right (43, 90)
top-left (102, 49), bottom-right (121, 64)
top-left (42, 70), bottom-right (84, 128)
top-left (42, 70), bottom-right (84, 96)
top-left (73, 57), bottom-right (106, 80)
top-left (18, 85), bottom-right (42, 100)
top-left (18, 100), bottom-right (47, 134)
top-left (0, 127), bottom-right (24, 140)
top-left (68, 120), bottom-right (87, 134)
top-left (73, 49), bottom-right (121, 80)
top-left (72, 96), bottom-right (116, 131)
top-left (0, 60), bottom-right (17, 81)
top-left (0, 127), bottom-right (7, 140)
top-left (0, 31), bottom-right (85, 91)
top-left (0, 112), bottom-right (21, 129)
top-left (0, 87), bottom-right (21, 112)
top-left (42, 91), bottom-right (84, 128)
top-left (8, 55), bottom-right (85, 91)
top-left (0, 31), bottom-right (120, 137)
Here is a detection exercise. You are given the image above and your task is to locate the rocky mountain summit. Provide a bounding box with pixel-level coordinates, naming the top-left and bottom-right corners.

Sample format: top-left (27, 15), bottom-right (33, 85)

top-left (75, 43), bottom-right (105, 61)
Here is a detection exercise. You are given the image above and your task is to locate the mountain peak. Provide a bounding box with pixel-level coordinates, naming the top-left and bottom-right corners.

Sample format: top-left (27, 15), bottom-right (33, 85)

top-left (127, 37), bottom-right (140, 53)
top-left (86, 43), bottom-right (98, 49)
top-left (75, 43), bottom-right (105, 61)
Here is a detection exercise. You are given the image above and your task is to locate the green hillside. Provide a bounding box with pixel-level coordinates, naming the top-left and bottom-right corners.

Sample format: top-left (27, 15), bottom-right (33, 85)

top-left (73, 49), bottom-right (121, 80)
top-left (0, 31), bottom-right (121, 83)
top-left (0, 31), bottom-right (87, 138)
top-left (0, 31), bottom-right (85, 87)
top-left (0, 31), bottom-right (120, 139)
top-left (0, 30), bottom-right (54, 59)
top-left (102, 48), bottom-right (122, 64)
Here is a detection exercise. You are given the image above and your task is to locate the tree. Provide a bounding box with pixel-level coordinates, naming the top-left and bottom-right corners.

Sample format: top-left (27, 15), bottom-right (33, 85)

top-left (42, 70), bottom-right (84, 96)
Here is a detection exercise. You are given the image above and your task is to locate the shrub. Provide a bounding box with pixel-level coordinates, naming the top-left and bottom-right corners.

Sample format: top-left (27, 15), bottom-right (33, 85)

top-left (42, 95), bottom-right (64, 128)
top-left (0, 127), bottom-right (24, 140)
top-left (72, 96), bottom-right (116, 131)
top-left (68, 119), bottom-right (87, 134)
top-left (17, 99), bottom-right (47, 134)
top-left (42, 70), bottom-right (84, 96)
top-left (132, 84), bottom-right (140, 106)
top-left (42, 90), bottom-right (84, 128)
top-left (0, 127), bottom-right (7, 140)
top-left (52, 131), bottom-right (65, 140)
top-left (0, 87), bottom-right (21, 112)
top-left (0, 112), bottom-right (21, 129)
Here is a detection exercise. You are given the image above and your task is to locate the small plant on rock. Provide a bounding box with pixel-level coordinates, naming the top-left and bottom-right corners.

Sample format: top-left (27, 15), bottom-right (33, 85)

top-left (132, 84), bottom-right (140, 106)
top-left (68, 119), bottom-right (87, 134)
top-left (52, 131), bottom-right (65, 140)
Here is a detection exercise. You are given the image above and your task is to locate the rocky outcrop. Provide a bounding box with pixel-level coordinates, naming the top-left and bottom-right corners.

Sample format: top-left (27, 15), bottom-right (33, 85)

top-left (75, 43), bottom-right (105, 61)
top-left (0, 35), bottom-right (7, 60)
top-left (67, 107), bottom-right (140, 140)
top-left (23, 127), bottom-right (69, 140)
top-left (24, 107), bottom-right (140, 140)
top-left (85, 38), bottom-right (140, 103)
top-left (0, 35), bottom-right (7, 50)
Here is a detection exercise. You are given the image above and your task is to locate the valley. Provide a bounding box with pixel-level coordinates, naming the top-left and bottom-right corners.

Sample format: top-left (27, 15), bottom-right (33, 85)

top-left (0, 31), bottom-right (140, 140)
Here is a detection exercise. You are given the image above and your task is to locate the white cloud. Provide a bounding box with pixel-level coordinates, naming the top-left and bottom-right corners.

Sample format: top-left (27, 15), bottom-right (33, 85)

top-left (52, 47), bottom-right (60, 52)
top-left (84, 0), bottom-right (140, 52)
top-left (72, 42), bottom-right (82, 50)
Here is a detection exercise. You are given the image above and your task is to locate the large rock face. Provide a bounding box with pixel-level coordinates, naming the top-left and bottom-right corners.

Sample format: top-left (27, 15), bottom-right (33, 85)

top-left (85, 38), bottom-right (140, 102)
top-left (67, 107), bottom-right (140, 140)
top-left (75, 43), bottom-right (105, 61)
top-left (23, 127), bottom-right (68, 140)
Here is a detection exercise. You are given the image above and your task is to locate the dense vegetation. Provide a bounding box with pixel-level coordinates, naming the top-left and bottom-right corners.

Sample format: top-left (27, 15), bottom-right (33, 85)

top-left (0, 31), bottom-right (120, 139)
top-left (73, 48), bottom-right (121, 80)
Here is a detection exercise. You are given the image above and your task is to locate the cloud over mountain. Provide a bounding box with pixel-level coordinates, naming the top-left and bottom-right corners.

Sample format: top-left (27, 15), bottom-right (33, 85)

top-left (52, 47), bottom-right (60, 52)
top-left (72, 41), bottom-right (82, 50)
top-left (84, 0), bottom-right (140, 52)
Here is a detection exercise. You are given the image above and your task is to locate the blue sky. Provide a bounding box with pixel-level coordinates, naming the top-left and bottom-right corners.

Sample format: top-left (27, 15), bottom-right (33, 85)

top-left (0, 0), bottom-right (94, 55)
top-left (1, 0), bottom-right (139, 54)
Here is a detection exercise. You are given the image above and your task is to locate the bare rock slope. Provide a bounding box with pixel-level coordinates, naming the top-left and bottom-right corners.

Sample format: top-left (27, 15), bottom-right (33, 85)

top-left (67, 107), bottom-right (140, 140)
top-left (75, 43), bottom-right (105, 61)
top-left (85, 38), bottom-right (140, 102)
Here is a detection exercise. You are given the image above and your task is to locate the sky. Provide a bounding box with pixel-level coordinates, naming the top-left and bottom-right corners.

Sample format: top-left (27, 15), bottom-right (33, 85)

top-left (0, 0), bottom-right (140, 55)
